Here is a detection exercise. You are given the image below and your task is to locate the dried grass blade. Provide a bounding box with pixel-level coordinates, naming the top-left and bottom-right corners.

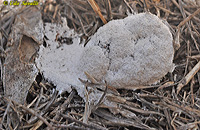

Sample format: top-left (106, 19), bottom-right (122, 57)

top-left (105, 0), bottom-right (112, 20)
top-left (84, 71), bottom-right (98, 84)
top-left (87, 0), bottom-right (107, 24)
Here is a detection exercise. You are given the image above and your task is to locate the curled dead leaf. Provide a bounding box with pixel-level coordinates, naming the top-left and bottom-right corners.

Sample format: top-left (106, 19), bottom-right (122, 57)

top-left (18, 35), bottom-right (39, 64)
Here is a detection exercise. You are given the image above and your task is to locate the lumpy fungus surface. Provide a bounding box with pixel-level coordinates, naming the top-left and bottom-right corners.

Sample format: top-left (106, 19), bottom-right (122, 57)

top-left (36, 13), bottom-right (174, 103)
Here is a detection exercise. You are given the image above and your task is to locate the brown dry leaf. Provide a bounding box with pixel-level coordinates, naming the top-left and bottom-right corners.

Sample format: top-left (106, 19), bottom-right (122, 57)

top-left (3, 7), bottom-right (43, 104)
top-left (19, 35), bottom-right (39, 63)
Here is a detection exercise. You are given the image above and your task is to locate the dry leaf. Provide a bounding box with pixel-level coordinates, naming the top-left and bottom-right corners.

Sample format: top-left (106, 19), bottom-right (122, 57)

top-left (4, 7), bottom-right (43, 104)
top-left (19, 35), bottom-right (39, 63)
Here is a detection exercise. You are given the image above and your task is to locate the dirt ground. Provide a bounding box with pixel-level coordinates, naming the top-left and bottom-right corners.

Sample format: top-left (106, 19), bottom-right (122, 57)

top-left (0, 0), bottom-right (200, 130)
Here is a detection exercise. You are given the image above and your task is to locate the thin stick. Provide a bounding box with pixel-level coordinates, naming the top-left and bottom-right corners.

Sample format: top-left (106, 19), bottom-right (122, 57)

top-left (124, 0), bottom-right (135, 14)
top-left (190, 78), bottom-right (195, 106)
top-left (143, 0), bottom-right (149, 12)
top-left (83, 85), bottom-right (91, 124)
top-left (92, 82), bottom-right (108, 112)
top-left (70, 6), bottom-right (88, 36)
top-left (61, 114), bottom-right (105, 130)
top-left (4, 97), bottom-right (54, 130)
top-left (177, 61), bottom-right (200, 94)
top-left (105, 0), bottom-right (112, 20)
top-left (178, 0), bottom-right (200, 51)
top-left (177, 8), bottom-right (200, 28)
top-left (19, 105), bottom-right (54, 130)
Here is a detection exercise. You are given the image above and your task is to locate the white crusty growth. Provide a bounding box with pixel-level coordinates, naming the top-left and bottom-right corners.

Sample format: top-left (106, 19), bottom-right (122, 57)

top-left (85, 12), bottom-right (174, 88)
top-left (36, 13), bottom-right (174, 101)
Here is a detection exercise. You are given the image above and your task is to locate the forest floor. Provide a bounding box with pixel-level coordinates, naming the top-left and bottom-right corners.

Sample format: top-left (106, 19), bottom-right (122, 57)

top-left (0, 0), bottom-right (200, 130)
